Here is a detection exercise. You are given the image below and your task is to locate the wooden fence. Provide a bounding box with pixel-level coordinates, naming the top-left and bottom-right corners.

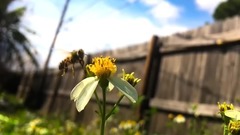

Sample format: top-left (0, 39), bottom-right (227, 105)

top-left (17, 35), bottom-right (240, 134)
top-left (143, 36), bottom-right (240, 134)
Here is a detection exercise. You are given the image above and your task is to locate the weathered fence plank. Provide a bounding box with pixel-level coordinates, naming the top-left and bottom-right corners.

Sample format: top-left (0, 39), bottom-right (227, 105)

top-left (150, 98), bottom-right (220, 118)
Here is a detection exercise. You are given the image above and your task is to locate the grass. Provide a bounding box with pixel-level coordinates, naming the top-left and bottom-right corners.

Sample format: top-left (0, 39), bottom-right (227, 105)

top-left (0, 92), bottom-right (224, 135)
top-left (0, 92), bottom-right (85, 135)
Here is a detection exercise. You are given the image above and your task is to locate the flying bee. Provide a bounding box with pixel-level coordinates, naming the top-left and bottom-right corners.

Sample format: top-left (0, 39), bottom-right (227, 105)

top-left (58, 49), bottom-right (86, 77)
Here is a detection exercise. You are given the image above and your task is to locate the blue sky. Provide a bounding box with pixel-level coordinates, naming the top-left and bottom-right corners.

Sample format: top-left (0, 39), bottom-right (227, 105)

top-left (15, 0), bottom-right (225, 67)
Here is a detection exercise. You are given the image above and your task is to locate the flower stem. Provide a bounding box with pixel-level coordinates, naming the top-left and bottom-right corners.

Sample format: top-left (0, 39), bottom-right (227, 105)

top-left (105, 95), bottom-right (124, 120)
top-left (101, 86), bottom-right (106, 135)
top-left (99, 79), bottom-right (108, 135)
top-left (94, 91), bottom-right (102, 116)
top-left (223, 125), bottom-right (228, 135)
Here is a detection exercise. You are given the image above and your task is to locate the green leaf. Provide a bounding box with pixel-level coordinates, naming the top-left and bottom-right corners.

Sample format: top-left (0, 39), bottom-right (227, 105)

top-left (224, 110), bottom-right (240, 120)
top-left (108, 77), bottom-right (138, 103)
top-left (70, 76), bottom-right (99, 112)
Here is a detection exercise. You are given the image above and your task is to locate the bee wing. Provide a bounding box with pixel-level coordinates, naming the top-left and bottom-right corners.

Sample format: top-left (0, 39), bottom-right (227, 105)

top-left (54, 48), bottom-right (71, 56)
top-left (51, 48), bottom-right (72, 63)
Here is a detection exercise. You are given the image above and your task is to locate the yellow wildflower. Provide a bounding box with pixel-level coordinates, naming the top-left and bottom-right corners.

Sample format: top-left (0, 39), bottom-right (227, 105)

top-left (228, 120), bottom-right (240, 134)
top-left (119, 120), bottom-right (137, 130)
top-left (87, 56), bottom-right (117, 79)
top-left (26, 118), bottom-right (48, 134)
top-left (110, 127), bottom-right (118, 134)
top-left (218, 102), bottom-right (234, 113)
top-left (168, 113), bottom-right (174, 120)
top-left (135, 131), bottom-right (141, 135)
top-left (121, 69), bottom-right (141, 87)
top-left (70, 56), bottom-right (138, 112)
top-left (173, 114), bottom-right (186, 123)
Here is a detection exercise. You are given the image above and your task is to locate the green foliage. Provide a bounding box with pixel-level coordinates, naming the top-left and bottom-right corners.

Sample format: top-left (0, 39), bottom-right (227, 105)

top-left (0, 112), bottom-right (86, 135)
top-left (213, 0), bottom-right (240, 21)
top-left (0, 92), bottom-right (84, 135)
top-left (163, 113), bottom-right (221, 135)
top-left (0, 92), bottom-right (227, 135)
top-left (0, 0), bottom-right (38, 71)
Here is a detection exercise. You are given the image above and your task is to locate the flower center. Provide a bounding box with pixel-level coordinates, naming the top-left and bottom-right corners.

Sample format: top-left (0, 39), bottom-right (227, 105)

top-left (87, 56), bottom-right (117, 79)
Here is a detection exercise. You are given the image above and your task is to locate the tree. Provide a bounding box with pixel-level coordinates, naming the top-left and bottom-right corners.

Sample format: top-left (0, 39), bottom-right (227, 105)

top-left (0, 0), bottom-right (38, 71)
top-left (213, 0), bottom-right (240, 21)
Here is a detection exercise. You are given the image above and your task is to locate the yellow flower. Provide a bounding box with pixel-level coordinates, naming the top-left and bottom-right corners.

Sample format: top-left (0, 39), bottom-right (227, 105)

top-left (218, 102), bottom-right (234, 113)
top-left (228, 120), bottom-right (240, 134)
top-left (135, 131), bottom-right (141, 135)
top-left (110, 127), bottom-right (118, 134)
top-left (26, 118), bottom-right (47, 134)
top-left (173, 114), bottom-right (186, 123)
top-left (168, 113), bottom-right (174, 120)
top-left (70, 56), bottom-right (138, 112)
top-left (87, 56), bottom-right (117, 79)
top-left (119, 120), bottom-right (137, 130)
top-left (121, 69), bottom-right (141, 87)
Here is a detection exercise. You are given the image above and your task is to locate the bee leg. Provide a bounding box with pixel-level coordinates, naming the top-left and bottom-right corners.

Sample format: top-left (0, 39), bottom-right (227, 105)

top-left (61, 71), bottom-right (65, 76)
top-left (61, 68), bottom-right (68, 76)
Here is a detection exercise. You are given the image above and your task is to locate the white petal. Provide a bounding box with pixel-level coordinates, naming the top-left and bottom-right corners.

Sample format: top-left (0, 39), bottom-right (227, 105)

top-left (108, 77), bottom-right (138, 103)
top-left (70, 77), bottom-right (99, 112)
top-left (225, 110), bottom-right (240, 120)
top-left (70, 77), bottom-right (97, 101)
top-left (107, 82), bottom-right (114, 91)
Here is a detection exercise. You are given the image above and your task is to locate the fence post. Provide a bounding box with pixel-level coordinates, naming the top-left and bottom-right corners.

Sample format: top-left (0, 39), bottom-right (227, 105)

top-left (46, 73), bottom-right (63, 114)
top-left (17, 70), bottom-right (35, 100)
top-left (17, 71), bottom-right (29, 99)
top-left (139, 35), bottom-right (162, 131)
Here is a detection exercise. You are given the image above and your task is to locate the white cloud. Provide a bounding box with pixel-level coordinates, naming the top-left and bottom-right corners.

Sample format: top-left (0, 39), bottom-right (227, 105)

top-left (23, 15), bottom-right (59, 65)
top-left (47, 16), bottom-right (187, 67)
top-left (140, 0), bottom-right (181, 23)
top-left (150, 1), bottom-right (180, 23)
top-left (140, 0), bottom-right (160, 6)
top-left (195, 0), bottom-right (226, 14)
top-left (22, 0), bottom-right (187, 67)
